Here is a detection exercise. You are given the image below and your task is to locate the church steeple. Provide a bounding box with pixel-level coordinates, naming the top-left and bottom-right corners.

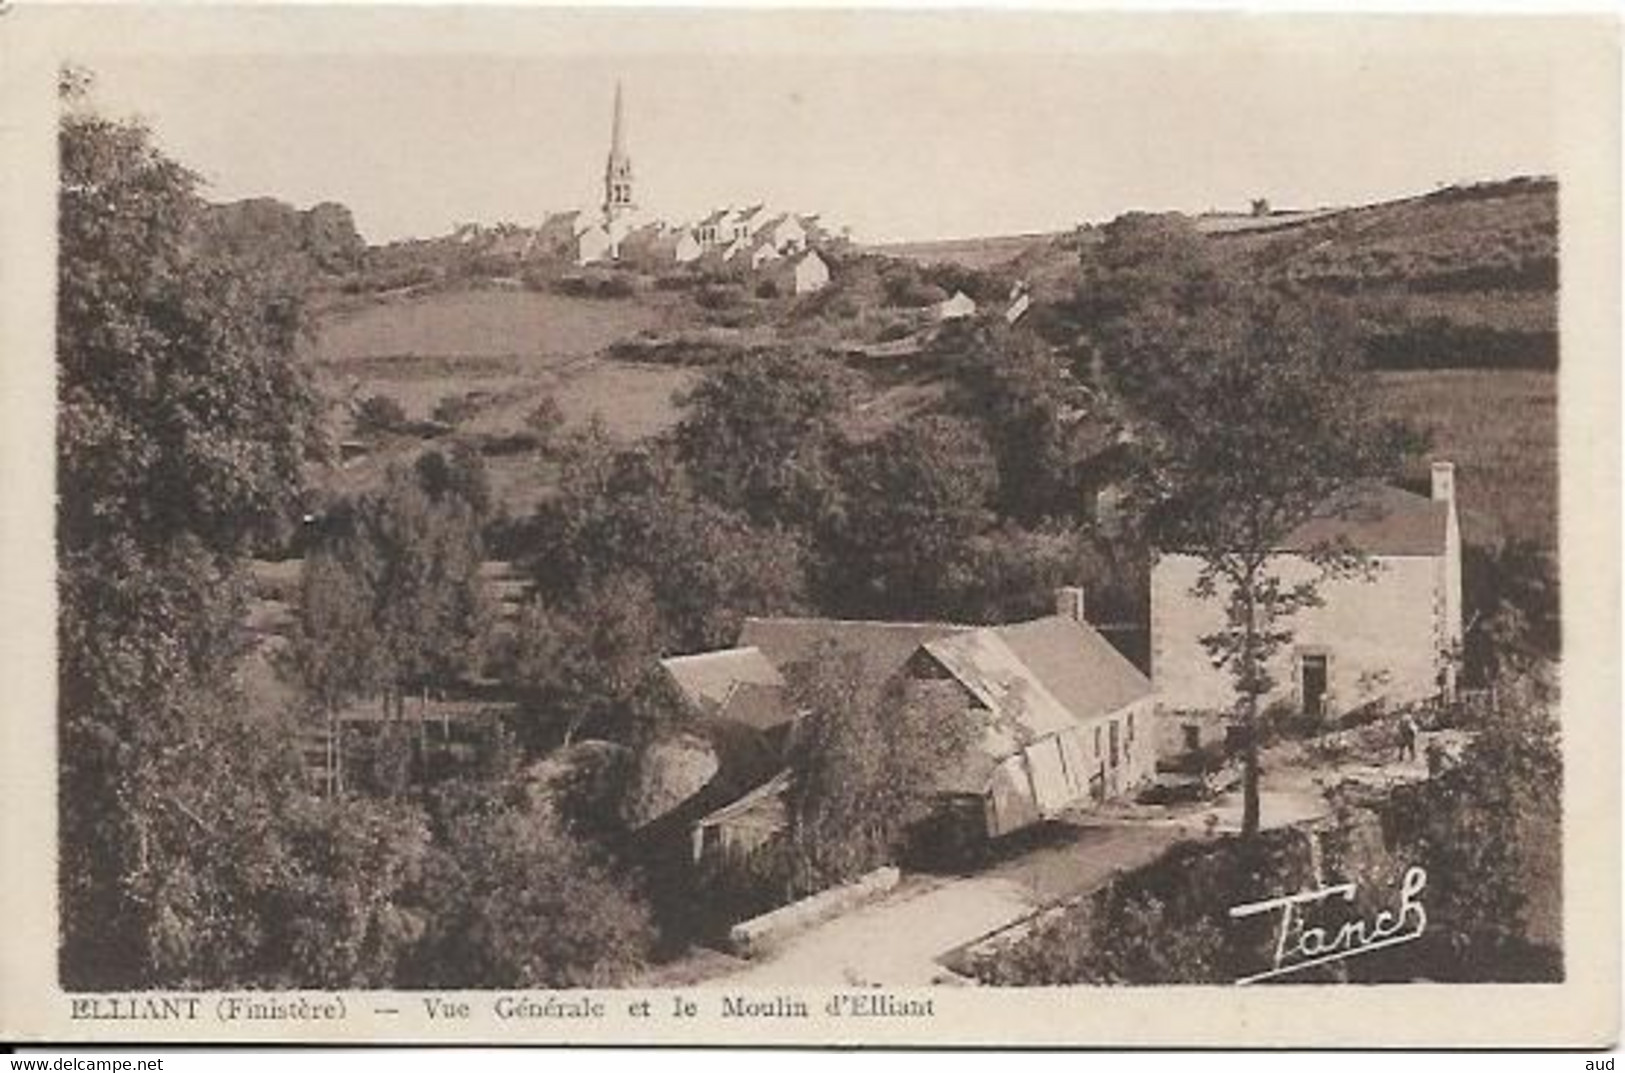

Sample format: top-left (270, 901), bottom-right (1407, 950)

top-left (603, 81), bottom-right (635, 223)
top-left (610, 80), bottom-right (626, 157)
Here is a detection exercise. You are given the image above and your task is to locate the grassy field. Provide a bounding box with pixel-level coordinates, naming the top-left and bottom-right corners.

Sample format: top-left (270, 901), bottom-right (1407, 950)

top-left (307, 286), bottom-right (700, 517)
top-left (868, 232), bottom-right (1057, 270)
top-left (1372, 369), bottom-right (1557, 550)
top-left (315, 287), bottom-right (664, 363)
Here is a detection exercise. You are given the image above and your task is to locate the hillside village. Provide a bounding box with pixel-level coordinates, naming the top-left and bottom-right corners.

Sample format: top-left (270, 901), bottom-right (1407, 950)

top-left (368, 84), bottom-right (851, 300)
top-left (59, 68), bottom-right (1563, 993)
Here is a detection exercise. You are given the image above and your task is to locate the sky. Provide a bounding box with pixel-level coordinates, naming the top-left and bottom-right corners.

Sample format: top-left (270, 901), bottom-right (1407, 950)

top-left (83, 31), bottom-right (1559, 245)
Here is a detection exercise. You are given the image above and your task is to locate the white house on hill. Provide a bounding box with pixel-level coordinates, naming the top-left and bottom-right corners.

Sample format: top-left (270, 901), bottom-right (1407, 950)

top-left (674, 229), bottom-right (703, 263)
top-left (774, 249), bottom-right (831, 295)
top-left (1150, 461), bottom-right (1463, 748)
top-left (937, 290), bottom-right (977, 321)
top-left (574, 222), bottom-right (614, 265)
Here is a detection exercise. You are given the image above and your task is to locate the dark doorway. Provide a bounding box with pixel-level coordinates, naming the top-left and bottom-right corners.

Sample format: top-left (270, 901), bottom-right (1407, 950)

top-left (1301, 654), bottom-right (1329, 717)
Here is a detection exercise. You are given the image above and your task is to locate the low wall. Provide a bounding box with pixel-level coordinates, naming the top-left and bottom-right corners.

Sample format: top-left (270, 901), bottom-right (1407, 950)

top-left (727, 866), bottom-right (901, 958)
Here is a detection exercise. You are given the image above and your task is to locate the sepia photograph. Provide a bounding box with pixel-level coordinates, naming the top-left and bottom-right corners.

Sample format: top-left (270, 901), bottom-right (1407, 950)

top-left (1, 5), bottom-right (1618, 1048)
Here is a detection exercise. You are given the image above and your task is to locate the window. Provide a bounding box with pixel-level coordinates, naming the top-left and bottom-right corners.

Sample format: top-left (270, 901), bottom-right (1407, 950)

top-left (1128, 712), bottom-right (1134, 742)
top-left (1094, 726), bottom-right (1102, 757)
top-left (1301, 654), bottom-right (1330, 717)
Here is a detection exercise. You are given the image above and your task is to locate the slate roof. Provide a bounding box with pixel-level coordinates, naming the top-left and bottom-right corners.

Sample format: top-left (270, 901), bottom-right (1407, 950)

top-left (716, 681), bottom-right (796, 734)
top-left (923, 616), bottom-right (1153, 763)
top-left (923, 630), bottom-right (1080, 758)
top-left (993, 616), bottom-right (1153, 724)
top-left (1278, 481), bottom-right (1448, 557)
top-left (695, 769), bottom-right (791, 830)
top-left (738, 616), bottom-right (967, 692)
top-left (661, 646), bottom-right (784, 710)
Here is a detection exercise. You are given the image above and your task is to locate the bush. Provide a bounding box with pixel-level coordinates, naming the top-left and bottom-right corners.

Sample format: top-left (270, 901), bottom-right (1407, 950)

top-left (696, 283), bottom-right (746, 310)
top-left (525, 396), bottom-right (567, 449)
top-left (882, 267), bottom-right (948, 308)
top-left (654, 271), bottom-right (699, 291)
top-left (875, 316), bottom-right (916, 342)
top-left (554, 272), bottom-right (636, 300)
top-left (355, 394), bottom-right (409, 436)
top-left (432, 393), bottom-right (485, 427)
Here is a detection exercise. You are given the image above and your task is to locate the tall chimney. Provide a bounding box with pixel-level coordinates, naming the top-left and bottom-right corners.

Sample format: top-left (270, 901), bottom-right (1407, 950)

top-left (1431, 461), bottom-right (1456, 505)
top-left (1055, 585), bottom-right (1086, 623)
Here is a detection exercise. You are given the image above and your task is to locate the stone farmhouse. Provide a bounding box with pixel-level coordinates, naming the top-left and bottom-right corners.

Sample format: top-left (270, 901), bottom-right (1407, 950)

top-left (658, 590), bottom-right (1155, 866)
top-left (1151, 461), bottom-right (1463, 756)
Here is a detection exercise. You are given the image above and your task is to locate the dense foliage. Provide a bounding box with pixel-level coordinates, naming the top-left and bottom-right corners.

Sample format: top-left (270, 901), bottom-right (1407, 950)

top-left (57, 77), bottom-right (321, 986)
top-left (780, 645), bottom-right (980, 891)
top-left (57, 75), bottom-right (654, 989)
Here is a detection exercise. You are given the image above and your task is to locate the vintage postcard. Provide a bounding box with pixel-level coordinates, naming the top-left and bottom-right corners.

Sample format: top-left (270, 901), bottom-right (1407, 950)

top-left (0, 4), bottom-right (1618, 1048)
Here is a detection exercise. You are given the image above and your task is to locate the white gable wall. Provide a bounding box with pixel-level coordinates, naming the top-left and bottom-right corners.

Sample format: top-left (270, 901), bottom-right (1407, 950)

top-left (1151, 551), bottom-right (1451, 717)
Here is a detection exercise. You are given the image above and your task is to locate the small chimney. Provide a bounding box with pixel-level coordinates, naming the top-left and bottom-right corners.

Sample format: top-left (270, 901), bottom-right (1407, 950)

top-left (1055, 585), bottom-right (1086, 623)
top-left (1431, 461), bottom-right (1456, 505)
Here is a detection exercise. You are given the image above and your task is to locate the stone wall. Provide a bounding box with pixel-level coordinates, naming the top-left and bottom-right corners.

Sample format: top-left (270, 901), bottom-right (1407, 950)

top-left (726, 866), bottom-right (902, 958)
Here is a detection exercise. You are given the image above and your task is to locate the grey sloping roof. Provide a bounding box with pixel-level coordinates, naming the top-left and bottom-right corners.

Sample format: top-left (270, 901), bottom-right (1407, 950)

top-left (739, 616), bottom-right (968, 693)
top-left (921, 616), bottom-right (1151, 792)
top-left (695, 769), bottom-right (791, 829)
top-left (1278, 481), bottom-right (1447, 557)
top-left (715, 681), bottom-right (795, 734)
top-left (753, 211), bottom-right (789, 235)
top-left (993, 616), bottom-right (1153, 724)
top-left (923, 630), bottom-right (1079, 755)
top-left (660, 646), bottom-right (784, 710)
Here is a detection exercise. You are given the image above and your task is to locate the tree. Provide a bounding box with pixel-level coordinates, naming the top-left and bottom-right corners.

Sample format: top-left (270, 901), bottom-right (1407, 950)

top-left (1461, 537), bottom-right (1560, 689)
top-left (1112, 287), bottom-right (1419, 838)
top-left (1385, 681), bottom-right (1562, 980)
top-left (528, 431), bottom-right (806, 653)
top-left (823, 415), bottom-right (999, 619)
top-left (780, 643), bottom-right (978, 891)
top-left (674, 347), bottom-right (854, 529)
top-left (56, 71), bottom-right (320, 987)
top-left (937, 319), bottom-right (1115, 525)
top-left (355, 394), bottom-right (409, 436)
top-left (1076, 212), bottom-right (1232, 325)
top-left (266, 794), bottom-right (433, 989)
top-left (295, 464), bottom-right (493, 795)
top-left (511, 573), bottom-right (668, 750)
top-left (404, 768), bottom-right (654, 988)
top-left (415, 440), bottom-right (493, 522)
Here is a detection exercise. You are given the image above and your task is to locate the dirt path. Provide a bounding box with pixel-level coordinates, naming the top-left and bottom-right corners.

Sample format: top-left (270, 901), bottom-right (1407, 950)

top-left (713, 824), bottom-right (1181, 987)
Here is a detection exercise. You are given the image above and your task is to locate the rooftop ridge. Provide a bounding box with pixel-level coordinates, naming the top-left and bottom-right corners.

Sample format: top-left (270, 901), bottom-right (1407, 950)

top-left (661, 645), bottom-right (766, 666)
top-left (741, 614), bottom-right (975, 631)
